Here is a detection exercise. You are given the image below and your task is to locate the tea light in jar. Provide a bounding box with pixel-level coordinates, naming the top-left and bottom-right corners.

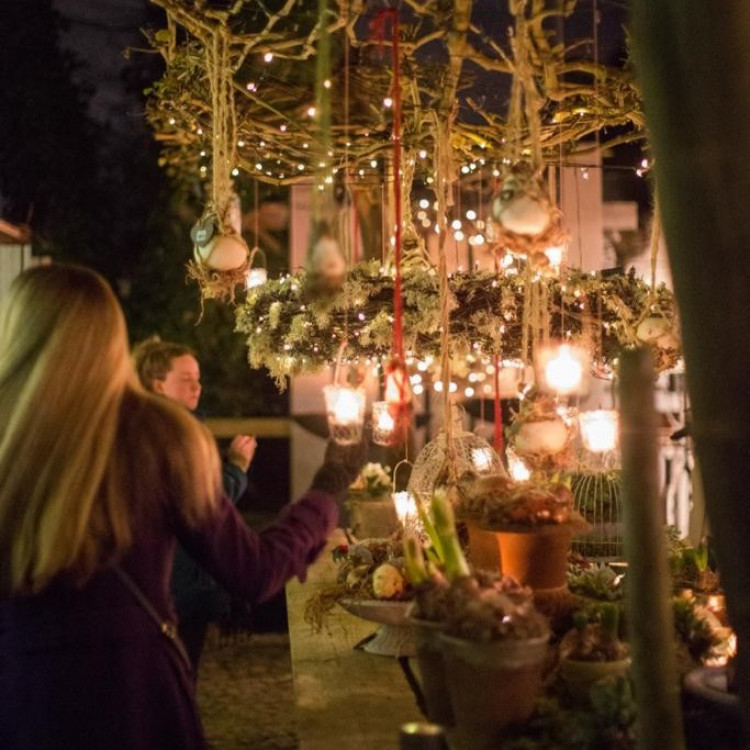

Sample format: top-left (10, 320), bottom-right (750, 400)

top-left (535, 341), bottom-right (589, 395)
top-left (246, 267), bottom-right (268, 288)
top-left (471, 447), bottom-right (494, 473)
top-left (323, 384), bottom-right (366, 445)
top-left (579, 409), bottom-right (619, 453)
top-left (392, 491), bottom-right (418, 526)
top-left (507, 450), bottom-right (531, 481)
top-left (372, 401), bottom-right (396, 445)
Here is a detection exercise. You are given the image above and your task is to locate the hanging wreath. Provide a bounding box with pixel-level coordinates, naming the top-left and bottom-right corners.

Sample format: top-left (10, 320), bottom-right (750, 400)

top-left (235, 262), bottom-right (681, 389)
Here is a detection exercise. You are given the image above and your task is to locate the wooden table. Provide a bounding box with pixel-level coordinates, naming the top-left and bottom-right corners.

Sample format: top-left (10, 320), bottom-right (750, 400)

top-left (286, 530), bottom-right (423, 749)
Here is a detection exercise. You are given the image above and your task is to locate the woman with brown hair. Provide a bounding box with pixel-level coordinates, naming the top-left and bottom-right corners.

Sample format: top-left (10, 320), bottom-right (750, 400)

top-left (0, 264), bottom-right (358, 749)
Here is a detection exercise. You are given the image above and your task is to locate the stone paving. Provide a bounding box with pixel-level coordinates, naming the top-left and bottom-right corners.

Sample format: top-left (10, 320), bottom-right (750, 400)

top-left (198, 627), bottom-right (298, 750)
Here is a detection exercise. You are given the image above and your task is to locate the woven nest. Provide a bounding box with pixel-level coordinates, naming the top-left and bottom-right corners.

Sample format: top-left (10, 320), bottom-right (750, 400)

top-left (186, 258), bottom-right (250, 304)
top-left (407, 430), bottom-right (506, 502)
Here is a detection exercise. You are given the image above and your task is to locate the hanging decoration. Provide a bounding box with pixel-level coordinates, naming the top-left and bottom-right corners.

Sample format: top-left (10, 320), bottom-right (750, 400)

top-left (323, 344), bottom-right (366, 445)
top-left (236, 263), bottom-right (681, 389)
top-left (187, 27), bottom-right (249, 305)
top-left (372, 9), bottom-right (413, 446)
top-left (303, 0), bottom-right (348, 302)
top-left (506, 391), bottom-right (576, 473)
top-left (488, 2), bottom-right (569, 273)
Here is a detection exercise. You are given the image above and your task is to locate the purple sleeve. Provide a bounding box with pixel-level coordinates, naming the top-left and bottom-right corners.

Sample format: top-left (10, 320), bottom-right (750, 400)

top-left (175, 490), bottom-right (339, 604)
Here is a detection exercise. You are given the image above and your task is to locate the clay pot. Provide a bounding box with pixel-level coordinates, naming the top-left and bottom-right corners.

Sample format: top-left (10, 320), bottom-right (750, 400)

top-left (439, 633), bottom-right (549, 750)
top-left (408, 617), bottom-right (454, 727)
top-left (559, 656), bottom-right (631, 704)
top-left (495, 524), bottom-right (573, 590)
top-left (463, 520), bottom-right (502, 574)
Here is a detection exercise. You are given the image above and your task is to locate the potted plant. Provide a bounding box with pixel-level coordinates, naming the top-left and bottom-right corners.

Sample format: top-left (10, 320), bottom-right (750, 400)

top-left (346, 462), bottom-right (398, 539)
top-left (405, 491), bottom-right (551, 750)
top-left (455, 471), bottom-right (589, 592)
top-left (558, 602), bottom-right (631, 704)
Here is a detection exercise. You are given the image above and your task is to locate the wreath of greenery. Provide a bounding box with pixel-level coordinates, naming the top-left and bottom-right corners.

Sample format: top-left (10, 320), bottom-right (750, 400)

top-left (235, 261), bottom-right (680, 390)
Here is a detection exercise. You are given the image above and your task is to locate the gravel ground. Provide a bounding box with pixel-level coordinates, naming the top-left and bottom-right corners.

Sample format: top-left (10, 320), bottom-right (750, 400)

top-left (198, 627), bottom-right (299, 750)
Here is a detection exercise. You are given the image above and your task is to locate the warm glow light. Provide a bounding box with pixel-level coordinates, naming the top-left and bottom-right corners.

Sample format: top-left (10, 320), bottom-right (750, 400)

top-left (579, 410), bottom-right (619, 453)
top-left (371, 401), bottom-right (396, 445)
top-left (392, 491), bottom-right (418, 526)
top-left (508, 451), bottom-right (531, 481)
top-left (323, 385), bottom-right (366, 445)
top-left (536, 342), bottom-right (589, 395)
top-left (246, 268), bottom-right (268, 289)
top-left (471, 447), bottom-right (494, 472)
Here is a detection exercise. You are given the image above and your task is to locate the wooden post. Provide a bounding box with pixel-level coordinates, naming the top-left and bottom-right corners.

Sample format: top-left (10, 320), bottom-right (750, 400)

top-left (619, 347), bottom-right (685, 750)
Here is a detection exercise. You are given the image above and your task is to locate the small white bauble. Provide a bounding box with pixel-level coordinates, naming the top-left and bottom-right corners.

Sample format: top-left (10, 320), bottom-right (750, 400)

top-left (195, 233), bottom-right (249, 271)
top-left (514, 418), bottom-right (569, 455)
top-left (310, 236), bottom-right (346, 280)
top-left (492, 193), bottom-right (551, 236)
top-left (636, 316), bottom-right (672, 343)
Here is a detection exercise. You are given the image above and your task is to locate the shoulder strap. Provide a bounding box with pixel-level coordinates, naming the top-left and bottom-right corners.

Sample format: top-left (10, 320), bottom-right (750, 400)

top-left (113, 566), bottom-right (193, 673)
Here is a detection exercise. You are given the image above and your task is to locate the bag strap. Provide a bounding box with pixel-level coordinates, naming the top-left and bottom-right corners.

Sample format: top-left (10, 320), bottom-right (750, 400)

top-left (113, 566), bottom-right (193, 673)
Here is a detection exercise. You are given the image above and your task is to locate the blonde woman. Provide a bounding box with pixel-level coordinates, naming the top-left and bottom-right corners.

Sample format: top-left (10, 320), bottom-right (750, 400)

top-left (0, 265), bottom-right (359, 750)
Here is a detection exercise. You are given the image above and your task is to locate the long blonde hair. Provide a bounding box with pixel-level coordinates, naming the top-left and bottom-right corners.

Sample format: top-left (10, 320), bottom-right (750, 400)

top-left (0, 265), bottom-right (222, 596)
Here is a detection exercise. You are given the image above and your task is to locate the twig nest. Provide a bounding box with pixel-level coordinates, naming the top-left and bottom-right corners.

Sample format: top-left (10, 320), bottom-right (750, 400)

top-left (492, 165), bottom-right (552, 236)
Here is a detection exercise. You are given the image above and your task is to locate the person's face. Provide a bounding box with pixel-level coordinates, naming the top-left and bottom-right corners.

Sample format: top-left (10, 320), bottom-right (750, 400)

top-left (153, 354), bottom-right (202, 411)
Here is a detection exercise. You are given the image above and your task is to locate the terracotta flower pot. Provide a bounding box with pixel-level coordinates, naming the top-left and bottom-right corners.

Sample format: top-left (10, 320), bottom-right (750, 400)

top-left (495, 524), bottom-right (573, 590)
top-left (408, 617), bottom-right (454, 727)
top-left (463, 520), bottom-right (502, 573)
top-left (439, 633), bottom-right (549, 750)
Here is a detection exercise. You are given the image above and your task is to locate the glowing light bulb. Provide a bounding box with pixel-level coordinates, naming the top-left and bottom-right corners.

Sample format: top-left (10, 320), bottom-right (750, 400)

top-left (579, 410), bottom-right (619, 453)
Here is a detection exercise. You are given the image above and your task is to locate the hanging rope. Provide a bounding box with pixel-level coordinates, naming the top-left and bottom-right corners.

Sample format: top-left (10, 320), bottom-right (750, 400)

top-left (208, 26), bottom-right (236, 227)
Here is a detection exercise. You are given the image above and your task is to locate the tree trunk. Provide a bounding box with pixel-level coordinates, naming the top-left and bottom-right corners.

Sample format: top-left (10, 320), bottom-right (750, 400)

top-left (630, 2), bottom-right (750, 740)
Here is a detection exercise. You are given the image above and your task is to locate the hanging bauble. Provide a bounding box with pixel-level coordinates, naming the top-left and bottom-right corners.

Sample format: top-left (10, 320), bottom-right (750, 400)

top-left (194, 233), bottom-right (250, 271)
top-left (491, 163), bottom-right (552, 236)
top-left (512, 418), bottom-right (570, 456)
top-left (304, 221), bottom-right (347, 299)
top-left (506, 391), bottom-right (575, 473)
top-left (191, 210), bottom-right (249, 271)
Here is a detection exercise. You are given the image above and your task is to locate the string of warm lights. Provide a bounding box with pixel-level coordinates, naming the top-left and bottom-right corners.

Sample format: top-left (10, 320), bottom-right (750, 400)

top-left (235, 261), bottom-right (680, 390)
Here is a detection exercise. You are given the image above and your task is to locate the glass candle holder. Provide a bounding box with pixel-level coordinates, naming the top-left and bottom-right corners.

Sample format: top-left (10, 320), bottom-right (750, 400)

top-left (372, 401), bottom-right (397, 445)
top-left (535, 341), bottom-right (590, 396)
top-left (579, 409), bottom-right (619, 453)
top-left (323, 384), bottom-right (366, 445)
top-left (246, 267), bottom-right (268, 288)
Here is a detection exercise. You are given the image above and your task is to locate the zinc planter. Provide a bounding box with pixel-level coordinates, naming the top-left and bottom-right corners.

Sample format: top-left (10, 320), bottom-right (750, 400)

top-left (408, 616), bottom-right (454, 727)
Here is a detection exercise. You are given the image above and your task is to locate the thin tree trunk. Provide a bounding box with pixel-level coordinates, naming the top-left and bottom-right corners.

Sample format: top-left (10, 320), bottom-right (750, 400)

top-left (630, 2), bottom-right (750, 741)
top-left (620, 348), bottom-right (685, 750)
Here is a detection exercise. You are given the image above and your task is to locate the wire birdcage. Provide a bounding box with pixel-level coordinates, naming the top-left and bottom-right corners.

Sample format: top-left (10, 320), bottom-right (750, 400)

top-left (407, 430), bottom-right (506, 503)
top-left (570, 470), bottom-right (624, 560)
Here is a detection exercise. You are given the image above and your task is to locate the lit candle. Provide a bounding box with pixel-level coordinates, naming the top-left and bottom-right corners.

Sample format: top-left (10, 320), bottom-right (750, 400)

top-left (323, 385), bottom-right (366, 445)
top-left (536, 342), bottom-right (590, 395)
top-left (579, 410), bottom-right (619, 453)
top-left (392, 491), bottom-right (418, 525)
top-left (507, 450), bottom-right (531, 481)
top-left (246, 267), bottom-right (268, 288)
top-left (372, 401), bottom-right (396, 446)
top-left (471, 447), bottom-right (494, 472)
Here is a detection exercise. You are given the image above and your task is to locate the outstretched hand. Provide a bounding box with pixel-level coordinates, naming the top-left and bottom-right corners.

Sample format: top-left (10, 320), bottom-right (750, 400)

top-left (310, 435), bottom-right (369, 502)
top-left (322, 436), bottom-right (369, 485)
top-left (227, 435), bottom-right (257, 473)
